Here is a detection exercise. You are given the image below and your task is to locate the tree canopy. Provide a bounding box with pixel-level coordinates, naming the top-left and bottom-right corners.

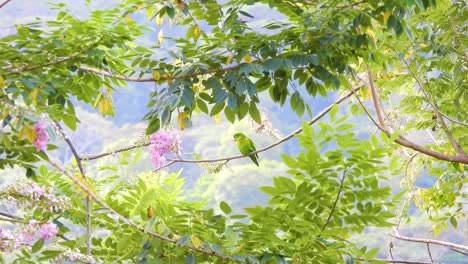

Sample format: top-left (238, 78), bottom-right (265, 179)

top-left (0, 0), bottom-right (467, 263)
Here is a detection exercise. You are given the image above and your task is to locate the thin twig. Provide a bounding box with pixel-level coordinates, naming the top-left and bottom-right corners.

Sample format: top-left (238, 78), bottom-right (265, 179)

top-left (403, 60), bottom-right (468, 127)
top-left (388, 232), bottom-right (468, 251)
top-left (364, 67), bottom-right (468, 164)
top-left (0, 211), bottom-right (70, 241)
top-left (403, 61), bottom-right (466, 155)
top-left (450, 248), bottom-right (468, 257)
top-left (83, 85), bottom-right (363, 163)
top-left (48, 159), bottom-right (233, 260)
top-left (321, 167), bottom-right (348, 231)
top-left (54, 121), bottom-right (92, 255)
top-left (79, 64), bottom-right (241, 83)
top-left (426, 243), bottom-right (433, 263)
top-left (6, 39), bottom-right (102, 75)
top-left (356, 258), bottom-right (432, 264)
top-left (0, 0), bottom-right (12, 8)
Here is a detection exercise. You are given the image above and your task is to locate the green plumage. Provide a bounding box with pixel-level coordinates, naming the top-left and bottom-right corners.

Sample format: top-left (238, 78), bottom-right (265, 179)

top-left (233, 132), bottom-right (259, 166)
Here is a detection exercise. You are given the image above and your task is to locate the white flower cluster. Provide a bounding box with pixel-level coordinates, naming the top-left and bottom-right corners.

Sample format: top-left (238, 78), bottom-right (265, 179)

top-left (248, 109), bottom-right (282, 140)
top-left (0, 181), bottom-right (70, 213)
top-left (52, 248), bottom-right (103, 264)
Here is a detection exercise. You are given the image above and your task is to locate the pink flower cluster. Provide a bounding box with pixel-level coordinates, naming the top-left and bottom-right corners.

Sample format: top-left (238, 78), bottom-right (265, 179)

top-left (33, 122), bottom-right (49, 152)
top-left (148, 129), bottom-right (181, 169)
top-left (0, 220), bottom-right (58, 252)
top-left (0, 181), bottom-right (70, 213)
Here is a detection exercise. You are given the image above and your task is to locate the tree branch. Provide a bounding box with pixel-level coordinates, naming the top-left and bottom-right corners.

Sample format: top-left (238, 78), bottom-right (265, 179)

top-left (82, 85), bottom-right (363, 166)
top-left (403, 60), bottom-right (468, 127)
top-left (388, 233), bottom-right (468, 251)
top-left (0, 0), bottom-right (12, 9)
top-left (357, 258), bottom-right (432, 264)
top-left (321, 167), bottom-right (347, 231)
top-left (54, 121), bottom-right (91, 255)
top-left (364, 67), bottom-right (468, 164)
top-left (426, 243), bottom-right (433, 263)
top-left (79, 63), bottom-right (242, 83)
top-left (47, 159), bottom-right (234, 260)
top-left (403, 61), bottom-right (466, 155)
top-left (6, 39), bottom-right (102, 75)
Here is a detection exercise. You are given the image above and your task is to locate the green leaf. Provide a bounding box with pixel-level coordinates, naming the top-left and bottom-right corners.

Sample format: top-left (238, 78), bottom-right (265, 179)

top-left (146, 118), bottom-right (160, 135)
top-left (62, 114), bottom-right (77, 131)
top-left (249, 102), bottom-right (261, 124)
top-left (220, 201), bottom-right (232, 214)
top-left (185, 254), bottom-right (196, 264)
top-left (280, 154), bottom-right (298, 168)
top-left (210, 102), bottom-right (225, 116)
top-left (31, 238), bottom-right (44, 253)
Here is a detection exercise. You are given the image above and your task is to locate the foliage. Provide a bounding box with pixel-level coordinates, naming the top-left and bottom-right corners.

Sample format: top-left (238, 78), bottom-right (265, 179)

top-left (0, 0), bottom-right (467, 263)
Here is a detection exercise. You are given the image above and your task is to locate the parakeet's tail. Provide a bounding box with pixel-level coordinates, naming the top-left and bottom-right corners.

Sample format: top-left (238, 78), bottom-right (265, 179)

top-left (249, 154), bottom-right (259, 166)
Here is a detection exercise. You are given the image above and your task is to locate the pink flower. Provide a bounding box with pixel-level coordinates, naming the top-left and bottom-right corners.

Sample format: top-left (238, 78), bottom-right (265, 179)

top-left (33, 122), bottom-right (49, 152)
top-left (37, 222), bottom-right (58, 240)
top-left (148, 129), bottom-right (181, 169)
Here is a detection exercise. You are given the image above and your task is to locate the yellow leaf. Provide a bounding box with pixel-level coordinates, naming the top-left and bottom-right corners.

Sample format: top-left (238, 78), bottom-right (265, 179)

top-left (177, 112), bottom-right (188, 130)
top-left (29, 88), bottom-right (38, 100)
top-left (194, 213), bottom-right (205, 225)
top-left (0, 111), bottom-right (9, 120)
top-left (152, 70), bottom-right (161, 81)
top-left (124, 16), bottom-right (133, 23)
top-left (157, 29), bottom-right (164, 45)
top-left (225, 55), bottom-right (233, 64)
top-left (0, 75), bottom-right (5, 88)
top-left (234, 243), bottom-right (245, 254)
top-left (383, 12), bottom-right (391, 24)
top-left (163, 73), bottom-right (173, 84)
top-left (358, 87), bottom-right (370, 99)
top-left (72, 173), bottom-right (95, 198)
top-left (192, 84), bottom-right (203, 93)
top-left (18, 123), bottom-right (36, 143)
top-left (193, 25), bottom-right (201, 40)
top-left (190, 235), bottom-right (203, 249)
top-left (156, 14), bottom-right (164, 26)
top-left (366, 28), bottom-right (376, 42)
top-left (93, 93), bottom-right (102, 108)
top-left (213, 113), bottom-right (221, 124)
top-left (243, 54), bottom-right (252, 63)
top-left (147, 206), bottom-right (154, 219)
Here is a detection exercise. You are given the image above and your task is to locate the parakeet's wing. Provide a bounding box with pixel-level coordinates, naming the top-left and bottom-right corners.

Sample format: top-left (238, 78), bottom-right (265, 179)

top-left (246, 138), bottom-right (258, 159)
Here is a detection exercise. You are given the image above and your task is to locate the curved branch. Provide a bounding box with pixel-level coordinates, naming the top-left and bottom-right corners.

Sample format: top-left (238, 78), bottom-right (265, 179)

top-left (0, 0), bottom-right (12, 8)
top-left (82, 85), bottom-right (363, 164)
top-left (403, 60), bottom-right (468, 127)
top-left (79, 64), bottom-right (241, 82)
top-left (403, 60), bottom-right (466, 156)
top-left (321, 167), bottom-right (347, 231)
top-left (388, 233), bottom-right (468, 252)
top-left (6, 39), bottom-right (102, 75)
top-left (364, 67), bottom-right (468, 164)
top-left (47, 159), bottom-right (234, 260)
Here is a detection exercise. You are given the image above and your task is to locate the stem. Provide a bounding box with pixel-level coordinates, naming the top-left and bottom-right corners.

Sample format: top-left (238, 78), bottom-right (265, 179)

top-left (388, 233), bottom-right (468, 251)
top-left (321, 168), bottom-right (347, 231)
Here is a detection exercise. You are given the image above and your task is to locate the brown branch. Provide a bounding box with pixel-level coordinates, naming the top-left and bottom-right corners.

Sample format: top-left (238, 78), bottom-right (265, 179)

top-left (48, 159), bottom-right (233, 260)
top-left (6, 39), bottom-right (102, 75)
top-left (364, 67), bottom-right (468, 164)
top-left (0, 211), bottom-right (70, 241)
top-left (426, 243), bottom-right (433, 263)
top-left (404, 60), bottom-right (466, 155)
top-left (357, 258), bottom-right (431, 264)
top-left (82, 85), bottom-right (363, 164)
top-left (388, 233), bottom-right (468, 251)
top-left (321, 167), bottom-right (347, 231)
top-left (450, 248), bottom-right (468, 257)
top-left (54, 121), bottom-right (91, 255)
top-left (0, 0), bottom-right (12, 8)
top-left (79, 64), bottom-right (241, 83)
top-left (403, 61), bottom-right (468, 127)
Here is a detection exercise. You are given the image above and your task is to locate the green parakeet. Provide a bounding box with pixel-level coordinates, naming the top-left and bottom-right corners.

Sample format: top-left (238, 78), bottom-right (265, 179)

top-left (233, 132), bottom-right (259, 166)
